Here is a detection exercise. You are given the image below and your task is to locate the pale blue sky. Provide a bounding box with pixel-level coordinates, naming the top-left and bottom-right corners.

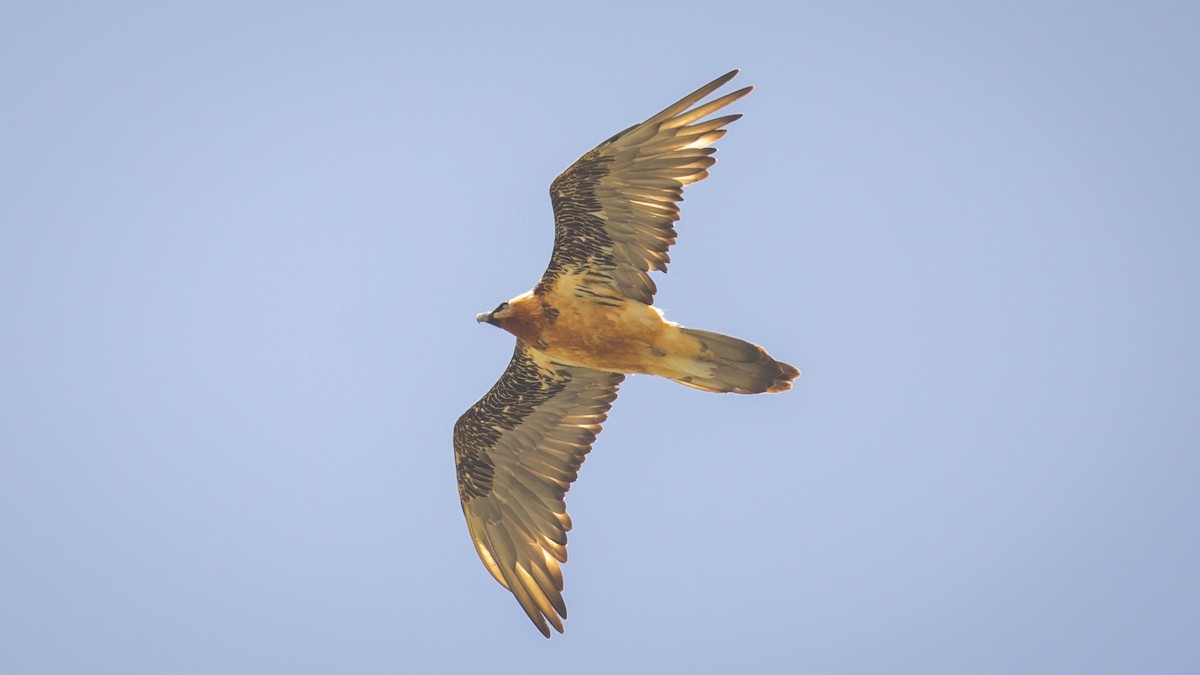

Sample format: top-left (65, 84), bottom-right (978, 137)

top-left (2, 1), bottom-right (1198, 673)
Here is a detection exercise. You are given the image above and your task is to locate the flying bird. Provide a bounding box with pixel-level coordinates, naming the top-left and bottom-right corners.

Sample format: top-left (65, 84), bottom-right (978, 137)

top-left (454, 70), bottom-right (799, 637)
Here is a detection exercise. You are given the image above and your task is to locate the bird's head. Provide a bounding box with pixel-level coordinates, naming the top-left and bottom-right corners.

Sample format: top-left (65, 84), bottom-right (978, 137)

top-left (476, 300), bottom-right (514, 328)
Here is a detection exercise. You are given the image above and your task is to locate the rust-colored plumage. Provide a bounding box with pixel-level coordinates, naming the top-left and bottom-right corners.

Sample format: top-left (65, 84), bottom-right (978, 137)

top-left (454, 70), bottom-right (800, 637)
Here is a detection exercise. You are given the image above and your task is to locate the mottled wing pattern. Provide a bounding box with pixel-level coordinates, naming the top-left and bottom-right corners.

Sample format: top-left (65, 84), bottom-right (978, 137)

top-left (540, 70), bottom-right (752, 305)
top-left (454, 341), bottom-right (624, 637)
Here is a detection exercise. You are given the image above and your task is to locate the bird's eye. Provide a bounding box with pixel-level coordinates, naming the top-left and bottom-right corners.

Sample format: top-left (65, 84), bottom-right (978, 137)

top-left (494, 302), bottom-right (509, 313)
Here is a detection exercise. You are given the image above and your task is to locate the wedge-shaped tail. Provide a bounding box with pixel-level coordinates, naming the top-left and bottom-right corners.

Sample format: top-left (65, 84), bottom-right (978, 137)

top-left (666, 327), bottom-right (800, 394)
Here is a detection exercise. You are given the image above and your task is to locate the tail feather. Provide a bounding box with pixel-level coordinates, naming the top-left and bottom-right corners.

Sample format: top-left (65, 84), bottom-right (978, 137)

top-left (669, 328), bottom-right (800, 394)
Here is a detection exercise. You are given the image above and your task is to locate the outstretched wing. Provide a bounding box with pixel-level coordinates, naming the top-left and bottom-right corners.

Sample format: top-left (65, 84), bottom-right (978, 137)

top-left (540, 70), bottom-right (752, 305)
top-left (454, 341), bottom-right (624, 637)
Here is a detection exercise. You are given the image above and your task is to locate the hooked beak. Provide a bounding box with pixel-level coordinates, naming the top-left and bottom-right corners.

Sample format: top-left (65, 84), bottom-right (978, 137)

top-left (476, 312), bottom-right (492, 324)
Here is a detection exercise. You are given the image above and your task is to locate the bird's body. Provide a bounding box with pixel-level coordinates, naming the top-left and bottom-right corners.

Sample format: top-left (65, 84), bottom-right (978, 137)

top-left (454, 70), bottom-right (799, 637)
top-left (489, 280), bottom-right (668, 374)
top-left (487, 273), bottom-right (797, 393)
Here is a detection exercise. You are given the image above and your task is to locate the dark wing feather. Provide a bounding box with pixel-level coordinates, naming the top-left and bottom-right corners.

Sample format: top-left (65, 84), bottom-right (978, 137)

top-left (454, 341), bottom-right (623, 637)
top-left (539, 70), bottom-right (752, 305)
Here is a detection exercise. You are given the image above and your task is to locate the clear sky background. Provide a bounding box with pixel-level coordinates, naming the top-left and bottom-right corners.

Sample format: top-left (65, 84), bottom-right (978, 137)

top-left (3, 1), bottom-right (1198, 673)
